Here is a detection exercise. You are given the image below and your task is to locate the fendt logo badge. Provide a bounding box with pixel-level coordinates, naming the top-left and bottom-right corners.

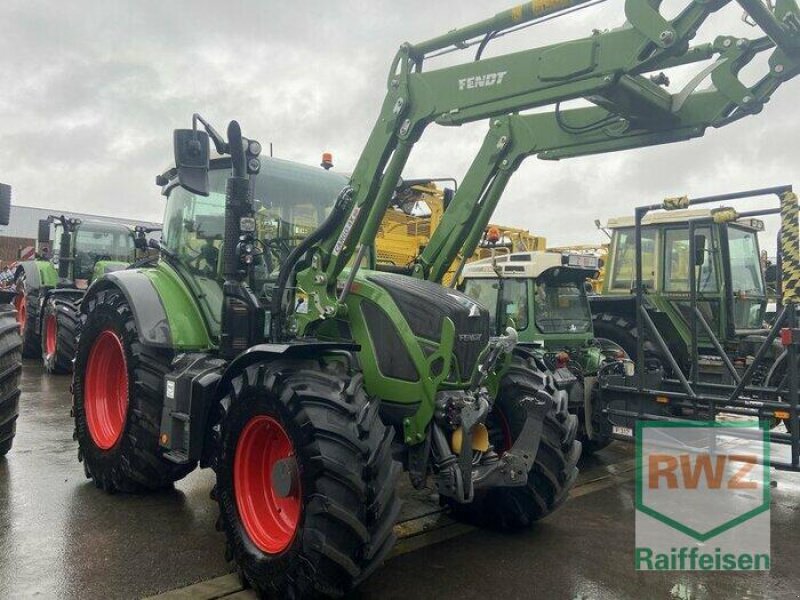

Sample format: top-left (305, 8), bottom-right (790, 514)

top-left (458, 71), bottom-right (508, 91)
top-left (635, 422), bottom-right (770, 571)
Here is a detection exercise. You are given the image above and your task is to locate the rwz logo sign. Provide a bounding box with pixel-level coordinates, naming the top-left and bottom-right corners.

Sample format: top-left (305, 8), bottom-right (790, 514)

top-left (635, 421), bottom-right (770, 571)
top-left (648, 452), bottom-right (758, 491)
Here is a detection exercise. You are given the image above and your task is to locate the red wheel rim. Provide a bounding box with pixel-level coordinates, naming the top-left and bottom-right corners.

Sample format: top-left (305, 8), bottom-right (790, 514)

top-left (15, 294), bottom-right (25, 334)
top-left (234, 415), bottom-right (302, 554)
top-left (84, 330), bottom-right (129, 450)
top-left (45, 314), bottom-right (57, 357)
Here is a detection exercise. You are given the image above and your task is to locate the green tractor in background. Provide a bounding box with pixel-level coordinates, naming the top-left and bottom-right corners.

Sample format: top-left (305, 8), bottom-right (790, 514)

top-left (461, 250), bottom-right (631, 453)
top-left (590, 206), bottom-right (781, 385)
top-left (13, 216), bottom-right (153, 372)
top-left (589, 200), bottom-right (795, 430)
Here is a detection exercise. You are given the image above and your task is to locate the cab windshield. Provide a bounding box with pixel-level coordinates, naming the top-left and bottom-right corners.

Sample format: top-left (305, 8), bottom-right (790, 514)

top-left (73, 224), bottom-right (135, 280)
top-left (462, 278), bottom-right (528, 332)
top-left (162, 159), bottom-right (347, 336)
top-left (533, 278), bottom-right (592, 334)
top-left (610, 228), bottom-right (657, 291)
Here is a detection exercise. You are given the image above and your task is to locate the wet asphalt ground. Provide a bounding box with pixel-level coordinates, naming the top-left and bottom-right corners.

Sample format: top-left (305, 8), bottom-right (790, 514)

top-left (2, 360), bottom-right (800, 599)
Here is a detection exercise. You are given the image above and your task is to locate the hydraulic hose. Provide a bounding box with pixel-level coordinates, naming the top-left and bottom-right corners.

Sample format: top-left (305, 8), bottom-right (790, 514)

top-left (270, 186), bottom-right (352, 341)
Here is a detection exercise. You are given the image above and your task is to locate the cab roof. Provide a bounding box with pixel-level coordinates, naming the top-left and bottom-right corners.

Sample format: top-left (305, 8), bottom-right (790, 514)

top-left (160, 155), bottom-right (348, 207)
top-left (462, 251), bottom-right (599, 279)
top-left (608, 208), bottom-right (762, 231)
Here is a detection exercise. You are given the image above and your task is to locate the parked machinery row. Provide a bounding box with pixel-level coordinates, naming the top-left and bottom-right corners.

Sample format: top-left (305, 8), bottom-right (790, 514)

top-left (1, 1), bottom-right (799, 598)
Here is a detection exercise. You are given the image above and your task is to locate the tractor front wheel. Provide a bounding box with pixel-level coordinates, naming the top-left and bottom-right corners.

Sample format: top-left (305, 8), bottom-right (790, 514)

top-left (215, 362), bottom-right (401, 598)
top-left (72, 288), bottom-right (195, 492)
top-left (42, 298), bottom-right (80, 374)
top-left (454, 351), bottom-right (581, 529)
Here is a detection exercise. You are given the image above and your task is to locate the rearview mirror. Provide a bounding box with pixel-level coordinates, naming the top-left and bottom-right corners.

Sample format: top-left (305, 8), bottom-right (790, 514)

top-left (37, 219), bottom-right (51, 243)
top-left (173, 129), bottom-right (210, 196)
top-left (0, 183), bottom-right (11, 227)
top-left (443, 188), bottom-right (455, 209)
top-left (694, 234), bottom-right (706, 266)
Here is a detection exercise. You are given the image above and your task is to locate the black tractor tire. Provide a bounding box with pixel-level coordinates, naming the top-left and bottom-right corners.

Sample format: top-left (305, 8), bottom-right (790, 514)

top-left (215, 361), bottom-right (402, 599)
top-left (15, 274), bottom-right (41, 358)
top-left (593, 313), bottom-right (650, 362)
top-left (0, 305), bottom-right (23, 457)
top-left (567, 378), bottom-right (611, 456)
top-left (453, 350), bottom-right (581, 529)
top-left (581, 384), bottom-right (613, 455)
top-left (42, 297), bottom-right (80, 374)
top-left (72, 287), bottom-right (195, 492)
top-left (592, 312), bottom-right (674, 373)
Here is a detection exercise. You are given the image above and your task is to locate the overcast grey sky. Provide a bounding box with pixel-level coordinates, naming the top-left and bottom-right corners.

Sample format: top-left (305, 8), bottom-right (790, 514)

top-left (1, 0), bottom-right (797, 248)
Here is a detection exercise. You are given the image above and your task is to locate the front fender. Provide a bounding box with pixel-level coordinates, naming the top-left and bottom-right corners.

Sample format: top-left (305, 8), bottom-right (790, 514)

top-left (218, 341), bottom-right (360, 395)
top-left (84, 265), bottom-right (213, 350)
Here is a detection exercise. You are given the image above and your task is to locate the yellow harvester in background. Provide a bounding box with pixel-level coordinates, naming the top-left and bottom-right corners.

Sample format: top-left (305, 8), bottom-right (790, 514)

top-left (376, 180), bottom-right (545, 283)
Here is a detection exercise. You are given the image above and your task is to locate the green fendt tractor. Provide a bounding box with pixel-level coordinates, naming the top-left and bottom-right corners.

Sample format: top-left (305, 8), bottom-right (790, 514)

top-left (13, 216), bottom-right (152, 373)
top-left (590, 190), bottom-right (800, 433)
top-left (0, 183), bottom-right (23, 458)
top-left (594, 187), bottom-right (800, 471)
top-left (65, 1), bottom-right (800, 596)
top-left (591, 202), bottom-right (782, 385)
top-left (461, 250), bottom-right (631, 453)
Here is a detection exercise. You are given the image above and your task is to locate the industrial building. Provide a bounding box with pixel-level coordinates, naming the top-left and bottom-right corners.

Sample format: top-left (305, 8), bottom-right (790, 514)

top-left (0, 204), bottom-right (161, 263)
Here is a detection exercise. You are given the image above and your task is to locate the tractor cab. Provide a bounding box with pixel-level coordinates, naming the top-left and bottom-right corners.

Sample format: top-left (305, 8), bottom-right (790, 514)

top-left (462, 250), bottom-right (629, 454)
top-left (462, 251), bottom-right (599, 347)
top-left (597, 209), bottom-right (767, 346)
top-left (158, 156), bottom-right (348, 338)
top-left (43, 217), bottom-right (136, 288)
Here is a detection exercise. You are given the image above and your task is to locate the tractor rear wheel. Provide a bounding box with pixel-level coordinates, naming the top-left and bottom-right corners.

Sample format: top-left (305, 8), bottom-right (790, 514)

top-left (581, 384), bottom-right (613, 455)
top-left (454, 351), bottom-right (581, 529)
top-left (592, 312), bottom-right (665, 370)
top-left (15, 274), bottom-right (40, 358)
top-left (72, 288), bottom-right (195, 492)
top-left (0, 305), bottom-right (23, 457)
top-left (215, 361), bottom-right (401, 598)
top-left (42, 298), bottom-right (80, 374)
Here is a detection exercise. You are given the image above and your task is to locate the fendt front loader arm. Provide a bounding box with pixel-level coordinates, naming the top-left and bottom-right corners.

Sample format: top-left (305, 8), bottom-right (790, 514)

top-left (417, 15), bottom-right (800, 283)
top-left (288, 0), bottom-right (800, 337)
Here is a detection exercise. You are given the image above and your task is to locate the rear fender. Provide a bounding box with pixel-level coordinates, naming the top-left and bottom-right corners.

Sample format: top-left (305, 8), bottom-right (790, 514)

top-left (14, 260), bottom-right (58, 334)
top-left (14, 260), bottom-right (58, 293)
top-left (92, 260), bottom-right (129, 281)
top-left (588, 295), bottom-right (636, 322)
top-left (83, 265), bottom-right (213, 350)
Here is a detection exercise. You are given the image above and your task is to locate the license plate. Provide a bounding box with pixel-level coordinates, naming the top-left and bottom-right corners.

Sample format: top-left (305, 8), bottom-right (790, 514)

top-left (612, 425), bottom-right (633, 437)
